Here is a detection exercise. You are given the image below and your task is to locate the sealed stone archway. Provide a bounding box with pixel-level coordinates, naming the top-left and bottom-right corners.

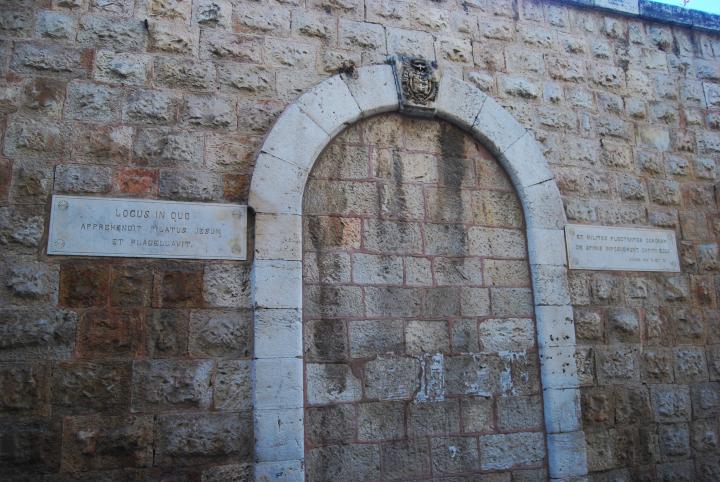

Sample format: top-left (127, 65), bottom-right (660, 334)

top-left (249, 62), bottom-right (587, 482)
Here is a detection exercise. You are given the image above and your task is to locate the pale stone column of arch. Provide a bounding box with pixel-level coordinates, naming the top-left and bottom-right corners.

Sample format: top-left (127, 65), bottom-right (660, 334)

top-left (249, 65), bottom-right (588, 481)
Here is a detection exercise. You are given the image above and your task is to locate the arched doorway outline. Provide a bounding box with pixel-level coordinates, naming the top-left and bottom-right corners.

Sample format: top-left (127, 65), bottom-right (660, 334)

top-left (249, 63), bottom-right (588, 482)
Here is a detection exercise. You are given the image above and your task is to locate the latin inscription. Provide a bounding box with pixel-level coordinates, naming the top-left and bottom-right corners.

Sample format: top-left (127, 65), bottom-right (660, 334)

top-left (565, 224), bottom-right (679, 272)
top-left (48, 195), bottom-right (247, 260)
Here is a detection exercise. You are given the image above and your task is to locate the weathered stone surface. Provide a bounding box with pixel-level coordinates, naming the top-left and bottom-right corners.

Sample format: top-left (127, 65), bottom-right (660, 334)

top-left (431, 436), bottom-right (481, 475)
top-left (189, 310), bottom-right (251, 358)
top-left (131, 359), bottom-right (213, 411)
top-left (214, 360), bottom-right (251, 411)
top-left (307, 444), bottom-right (380, 482)
top-left (306, 363), bottom-right (362, 405)
top-left (357, 401), bottom-right (405, 441)
top-left (479, 432), bottom-right (546, 470)
top-left (52, 362), bottom-right (131, 414)
top-left (365, 356), bottom-right (421, 400)
top-left (61, 415), bottom-right (153, 472)
top-left (155, 413), bottom-right (251, 466)
top-left (306, 404), bottom-right (355, 445)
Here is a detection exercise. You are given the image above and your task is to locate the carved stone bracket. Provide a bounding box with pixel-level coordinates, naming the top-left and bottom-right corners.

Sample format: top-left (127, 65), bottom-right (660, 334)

top-left (388, 55), bottom-right (440, 117)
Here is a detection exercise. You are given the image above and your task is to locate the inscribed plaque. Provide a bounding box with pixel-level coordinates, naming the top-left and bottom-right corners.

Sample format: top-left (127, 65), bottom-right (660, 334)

top-left (48, 195), bottom-right (247, 260)
top-left (565, 224), bottom-right (679, 272)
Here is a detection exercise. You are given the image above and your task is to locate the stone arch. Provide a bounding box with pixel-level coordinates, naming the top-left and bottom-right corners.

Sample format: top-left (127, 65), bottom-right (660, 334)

top-left (249, 63), bottom-right (587, 482)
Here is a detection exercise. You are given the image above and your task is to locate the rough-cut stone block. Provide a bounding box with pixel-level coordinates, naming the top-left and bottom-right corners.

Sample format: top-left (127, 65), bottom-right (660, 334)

top-left (651, 384), bottom-right (691, 422)
top-left (255, 408), bottom-right (304, 462)
top-left (300, 364), bottom-right (362, 404)
top-left (203, 264), bottom-right (251, 308)
top-left (431, 436), bottom-right (481, 475)
top-left (348, 319), bottom-right (403, 358)
top-left (0, 362), bottom-right (50, 416)
top-left (54, 165), bottom-right (112, 193)
top-left (189, 309), bottom-right (251, 358)
top-left (478, 318), bottom-right (534, 353)
top-left (357, 401), bottom-right (405, 441)
top-left (131, 359), bottom-right (213, 411)
top-left (0, 308), bottom-right (76, 361)
top-left (158, 170), bottom-right (224, 201)
top-left (306, 444), bottom-right (380, 482)
top-left (155, 413), bottom-right (251, 466)
top-left (479, 432), bottom-right (546, 470)
top-left (381, 439), bottom-right (431, 480)
top-left (364, 356), bottom-right (420, 400)
top-left (214, 360), bottom-right (251, 411)
top-left (61, 415), bottom-right (153, 472)
top-left (52, 361), bottom-right (131, 415)
top-left (306, 404), bottom-right (355, 445)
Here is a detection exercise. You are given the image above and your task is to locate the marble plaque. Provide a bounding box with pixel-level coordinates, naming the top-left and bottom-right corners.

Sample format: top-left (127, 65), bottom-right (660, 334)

top-left (565, 224), bottom-right (679, 272)
top-left (48, 195), bottom-right (247, 260)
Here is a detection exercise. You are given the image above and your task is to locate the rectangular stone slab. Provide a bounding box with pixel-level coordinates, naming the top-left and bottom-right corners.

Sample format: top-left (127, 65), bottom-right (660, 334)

top-left (565, 224), bottom-right (679, 272)
top-left (48, 195), bottom-right (247, 260)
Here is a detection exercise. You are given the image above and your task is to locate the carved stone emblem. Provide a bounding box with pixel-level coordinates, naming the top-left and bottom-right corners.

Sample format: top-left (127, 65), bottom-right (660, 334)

top-left (401, 57), bottom-right (438, 105)
top-left (390, 55), bottom-right (440, 116)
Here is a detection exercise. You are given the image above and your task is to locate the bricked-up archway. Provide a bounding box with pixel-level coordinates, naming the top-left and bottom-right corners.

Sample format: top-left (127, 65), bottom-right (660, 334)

top-left (249, 64), bottom-right (587, 482)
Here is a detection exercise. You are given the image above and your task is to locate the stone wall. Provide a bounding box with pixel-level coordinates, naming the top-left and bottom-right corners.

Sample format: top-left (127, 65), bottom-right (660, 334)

top-left (1, 0), bottom-right (720, 479)
top-left (303, 114), bottom-right (545, 480)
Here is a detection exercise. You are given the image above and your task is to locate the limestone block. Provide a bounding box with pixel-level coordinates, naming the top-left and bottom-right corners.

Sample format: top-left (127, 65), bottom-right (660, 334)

top-left (535, 305), bottom-right (576, 349)
top-left (547, 431), bottom-right (588, 478)
top-left (124, 89), bottom-right (180, 125)
top-left (540, 345), bottom-right (580, 389)
top-left (10, 42), bottom-right (88, 78)
top-left (54, 164), bottom-right (112, 193)
top-left (479, 432), bottom-right (546, 471)
top-left (255, 460), bottom-right (304, 482)
top-left (189, 310), bottom-right (251, 358)
top-left (306, 404), bottom-right (355, 445)
top-left (260, 104), bottom-right (330, 171)
top-left (307, 444), bottom-right (381, 481)
top-left (473, 95), bottom-right (526, 156)
top-left (406, 320), bottom-right (450, 355)
top-left (357, 401), bottom-right (405, 441)
top-left (297, 76), bottom-right (361, 137)
top-left (544, 387), bottom-right (582, 433)
top-left (255, 408), bottom-right (304, 462)
top-left (497, 395), bottom-right (543, 431)
top-left (523, 180), bottom-right (567, 230)
top-left (255, 308), bottom-right (302, 359)
top-left (94, 50), bottom-right (150, 86)
top-left (364, 356), bottom-right (420, 400)
top-left (131, 359), bottom-right (213, 411)
top-left (650, 384), bottom-right (691, 422)
top-left (250, 153), bottom-right (309, 215)
top-left (305, 363), bottom-right (361, 405)
top-left (691, 382), bottom-right (720, 419)
top-left (214, 360), bottom-right (251, 411)
top-left (342, 64), bottom-right (398, 117)
top-left (255, 213), bottom-right (302, 261)
top-left (352, 253), bottom-right (403, 284)
top-left (255, 358), bottom-right (303, 409)
top-left (148, 20), bottom-right (197, 55)
top-left (253, 260), bottom-right (301, 309)
top-left (659, 423), bottom-right (690, 459)
top-left (154, 412), bottom-right (250, 466)
top-left (64, 81), bottom-right (121, 123)
top-left (158, 170), bottom-right (223, 201)
top-left (491, 287), bottom-right (533, 317)
top-left (339, 19), bottom-right (385, 51)
top-left (478, 318), bottom-right (534, 353)
top-left (348, 319), bottom-right (403, 357)
top-left (431, 436), bottom-right (481, 475)
top-left (531, 264), bottom-right (571, 306)
top-left (436, 74), bottom-right (487, 130)
top-left (235, 5), bottom-right (290, 36)
top-left (381, 439), bottom-right (432, 480)
top-left (0, 308), bottom-right (76, 361)
top-left (527, 228), bottom-right (567, 266)
top-left (303, 285), bottom-right (362, 318)
top-left (78, 16), bottom-right (147, 51)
